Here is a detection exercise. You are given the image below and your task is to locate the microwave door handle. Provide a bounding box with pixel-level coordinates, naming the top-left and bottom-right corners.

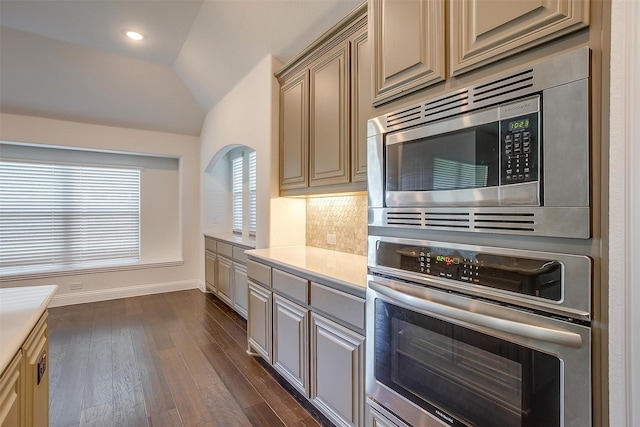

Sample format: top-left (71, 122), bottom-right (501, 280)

top-left (369, 280), bottom-right (583, 348)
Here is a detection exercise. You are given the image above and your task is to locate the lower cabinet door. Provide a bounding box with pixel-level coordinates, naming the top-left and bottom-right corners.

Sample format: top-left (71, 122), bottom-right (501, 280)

top-left (23, 313), bottom-right (49, 427)
top-left (248, 281), bottom-right (272, 363)
top-left (311, 313), bottom-right (364, 427)
top-left (0, 350), bottom-right (23, 427)
top-left (205, 251), bottom-right (217, 292)
top-left (233, 263), bottom-right (249, 319)
top-left (217, 256), bottom-right (233, 306)
top-left (273, 294), bottom-right (310, 396)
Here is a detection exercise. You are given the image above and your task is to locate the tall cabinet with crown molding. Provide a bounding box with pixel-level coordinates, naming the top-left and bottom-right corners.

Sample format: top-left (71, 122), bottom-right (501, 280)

top-left (277, 3), bottom-right (371, 196)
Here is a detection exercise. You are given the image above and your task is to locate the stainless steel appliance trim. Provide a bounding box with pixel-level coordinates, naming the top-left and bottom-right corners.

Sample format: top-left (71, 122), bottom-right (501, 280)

top-left (369, 206), bottom-right (591, 239)
top-left (367, 235), bottom-right (592, 320)
top-left (385, 106), bottom-right (499, 145)
top-left (386, 96), bottom-right (540, 147)
top-left (367, 47), bottom-right (589, 136)
top-left (365, 276), bottom-right (592, 427)
top-left (369, 280), bottom-right (582, 347)
top-left (386, 181), bottom-right (540, 207)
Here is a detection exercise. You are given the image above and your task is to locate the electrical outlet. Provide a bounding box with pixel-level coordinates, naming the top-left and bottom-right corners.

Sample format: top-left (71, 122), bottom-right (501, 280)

top-left (70, 282), bottom-right (83, 290)
top-left (326, 233), bottom-right (337, 245)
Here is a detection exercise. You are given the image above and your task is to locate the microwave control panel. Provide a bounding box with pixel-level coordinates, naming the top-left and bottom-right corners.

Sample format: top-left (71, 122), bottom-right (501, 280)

top-left (500, 112), bottom-right (539, 184)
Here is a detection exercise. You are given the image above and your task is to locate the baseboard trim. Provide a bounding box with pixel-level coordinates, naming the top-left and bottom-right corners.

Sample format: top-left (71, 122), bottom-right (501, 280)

top-left (49, 279), bottom-right (203, 307)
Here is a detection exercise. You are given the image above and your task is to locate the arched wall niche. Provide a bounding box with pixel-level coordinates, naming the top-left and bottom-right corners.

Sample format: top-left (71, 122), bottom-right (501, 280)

top-left (202, 144), bottom-right (255, 233)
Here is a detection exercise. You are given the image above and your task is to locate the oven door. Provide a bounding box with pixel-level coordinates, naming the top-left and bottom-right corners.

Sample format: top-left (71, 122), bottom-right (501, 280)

top-left (365, 276), bottom-right (591, 427)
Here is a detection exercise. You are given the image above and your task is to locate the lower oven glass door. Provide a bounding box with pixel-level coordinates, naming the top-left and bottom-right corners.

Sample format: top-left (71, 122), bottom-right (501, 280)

top-left (366, 278), bottom-right (591, 427)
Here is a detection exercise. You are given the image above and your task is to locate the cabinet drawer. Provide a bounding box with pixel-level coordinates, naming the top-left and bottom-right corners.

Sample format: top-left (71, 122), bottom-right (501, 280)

top-left (273, 269), bottom-right (309, 305)
top-left (247, 260), bottom-right (271, 287)
top-left (233, 246), bottom-right (248, 264)
top-left (310, 282), bottom-right (365, 330)
top-left (205, 237), bottom-right (217, 252)
top-left (217, 242), bottom-right (233, 258)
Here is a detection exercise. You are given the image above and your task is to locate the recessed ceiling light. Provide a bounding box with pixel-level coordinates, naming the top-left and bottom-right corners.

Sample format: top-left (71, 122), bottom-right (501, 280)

top-left (126, 31), bottom-right (143, 41)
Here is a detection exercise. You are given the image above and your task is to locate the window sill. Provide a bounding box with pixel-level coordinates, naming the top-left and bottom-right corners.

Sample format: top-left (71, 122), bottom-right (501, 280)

top-left (0, 259), bottom-right (185, 283)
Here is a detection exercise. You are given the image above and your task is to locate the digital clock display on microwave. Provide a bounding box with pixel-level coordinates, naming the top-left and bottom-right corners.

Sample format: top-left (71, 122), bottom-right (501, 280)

top-left (508, 118), bottom-right (531, 131)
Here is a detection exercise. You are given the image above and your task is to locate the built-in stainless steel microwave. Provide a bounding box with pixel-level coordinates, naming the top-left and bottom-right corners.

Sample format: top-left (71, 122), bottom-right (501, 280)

top-left (368, 47), bottom-right (591, 239)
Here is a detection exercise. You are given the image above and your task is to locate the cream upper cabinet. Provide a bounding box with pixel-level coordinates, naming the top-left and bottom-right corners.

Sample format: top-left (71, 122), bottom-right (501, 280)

top-left (280, 70), bottom-right (309, 190)
top-left (369, 0), bottom-right (445, 105)
top-left (309, 41), bottom-right (350, 187)
top-left (449, 0), bottom-right (590, 76)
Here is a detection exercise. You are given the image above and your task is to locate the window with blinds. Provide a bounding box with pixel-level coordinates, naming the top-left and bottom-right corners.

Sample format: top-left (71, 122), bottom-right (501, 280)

top-left (230, 149), bottom-right (257, 236)
top-left (249, 151), bottom-right (256, 234)
top-left (232, 156), bottom-right (243, 233)
top-left (0, 160), bottom-right (140, 274)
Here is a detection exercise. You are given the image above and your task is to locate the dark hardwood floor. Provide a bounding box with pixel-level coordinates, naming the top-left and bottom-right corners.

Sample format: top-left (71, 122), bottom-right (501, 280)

top-left (48, 289), bottom-right (331, 427)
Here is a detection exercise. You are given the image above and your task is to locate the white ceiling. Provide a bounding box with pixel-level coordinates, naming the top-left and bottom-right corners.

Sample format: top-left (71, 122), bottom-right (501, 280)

top-left (0, 0), bottom-right (362, 136)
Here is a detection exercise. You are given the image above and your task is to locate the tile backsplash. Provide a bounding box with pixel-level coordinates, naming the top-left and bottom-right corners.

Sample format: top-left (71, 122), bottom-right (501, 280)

top-left (306, 194), bottom-right (367, 256)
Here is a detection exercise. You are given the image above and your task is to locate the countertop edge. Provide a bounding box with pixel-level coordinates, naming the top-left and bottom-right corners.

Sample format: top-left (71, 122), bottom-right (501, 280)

top-left (0, 285), bottom-right (58, 375)
top-left (203, 232), bottom-right (256, 249)
top-left (246, 249), bottom-right (367, 299)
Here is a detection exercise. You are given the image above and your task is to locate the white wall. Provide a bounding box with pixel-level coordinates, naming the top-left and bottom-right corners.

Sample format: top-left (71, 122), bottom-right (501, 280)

top-left (200, 54), bottom-right (305, 248)
top-left (608, 1), bottom-right (640, 425)
top-left (0, 113), bottom-right (201, 304)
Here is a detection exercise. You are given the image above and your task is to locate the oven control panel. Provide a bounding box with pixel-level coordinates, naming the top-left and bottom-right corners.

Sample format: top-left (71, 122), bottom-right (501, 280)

top-left (375, 241), bottom-right (562, 301)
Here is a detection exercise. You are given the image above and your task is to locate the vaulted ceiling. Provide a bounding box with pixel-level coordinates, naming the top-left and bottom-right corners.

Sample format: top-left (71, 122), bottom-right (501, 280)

top-left (0, 0), bottom-right (362, 136)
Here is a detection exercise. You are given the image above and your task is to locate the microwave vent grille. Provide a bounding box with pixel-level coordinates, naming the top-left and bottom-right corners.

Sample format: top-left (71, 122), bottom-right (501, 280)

top-left (381, 209), bottom-right (543, 234)
top-left (386, 105), bottom-right (422, 128)
top-left (473, 212), bottom-right (536, 232)
top-left (471, 69), bottom-right (534, 104)
top-left (423, 90), bottom-right (469, 119)
top-left (424, 212), bottom-right (471, 229)
top-left (385, 211), bottom-right (422, 227)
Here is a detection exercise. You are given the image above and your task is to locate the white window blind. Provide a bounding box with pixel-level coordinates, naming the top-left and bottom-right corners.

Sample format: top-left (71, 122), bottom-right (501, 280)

top-left (249, 151), bottom-right (257, 234)
top-left (0, 160), bottom-right (140, 274)
top-left (232, 156), bottom-right (243, 232)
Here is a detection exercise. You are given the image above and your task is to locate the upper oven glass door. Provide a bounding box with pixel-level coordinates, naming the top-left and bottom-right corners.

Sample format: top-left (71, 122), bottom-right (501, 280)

top-left (384, 97), bottom-right (540, 208)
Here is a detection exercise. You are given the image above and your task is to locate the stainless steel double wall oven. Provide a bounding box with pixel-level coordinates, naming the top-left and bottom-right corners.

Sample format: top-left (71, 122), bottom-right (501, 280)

top-left (365, 48), bottom-right (593, 427)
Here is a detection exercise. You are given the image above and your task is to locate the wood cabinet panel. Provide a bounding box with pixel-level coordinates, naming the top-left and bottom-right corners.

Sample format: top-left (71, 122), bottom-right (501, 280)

top-left (247, 260), bottom-right (271, 288)
top-left (273, 295), bottom-right (310, 396)
top-left (309, 42), bottom-right (350, 187)
top-left (22, 313), bottom-right (49, 427)
top-left (272, 268), bottom-right (309, 305)
top-left (311, 313), bottom-right (364, 427)
top-left (280, 71), bottom-right (309, 190)
top-left (0, 351), bottom-right (22, 427)
top-left (248, 281), bottom-right (272, 363)
top-left (449, 0), bottom-right (590, 76)
top-left (216, 242), bottom-right (233, 258)
top-left (217, 255), bottom-right (233, 306)
top-left (351, 29), bottom-right (371, 183)
top-left (232, 263), bottom-right (248, 319)
top-left (310, 282), bottom-right (365, 331)
top-left (205, 251), bottom-right (217, 292)
top-left (370, 0), bottom-right (445, 105)
top-left (204, 237), bottom-right (216, 252)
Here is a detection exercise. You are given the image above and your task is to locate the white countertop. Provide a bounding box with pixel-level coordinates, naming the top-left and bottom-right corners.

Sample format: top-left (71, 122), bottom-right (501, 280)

top-left (203, 232), bottom-right (256, 248)
top-left (0, 285), bottom-right (58, 374)
top-left (246, 246), bottom-right (367, 297)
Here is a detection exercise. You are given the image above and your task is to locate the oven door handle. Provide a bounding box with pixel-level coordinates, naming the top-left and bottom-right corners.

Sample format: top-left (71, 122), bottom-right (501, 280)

top-left (369, 280), bottom-right (583, 348)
